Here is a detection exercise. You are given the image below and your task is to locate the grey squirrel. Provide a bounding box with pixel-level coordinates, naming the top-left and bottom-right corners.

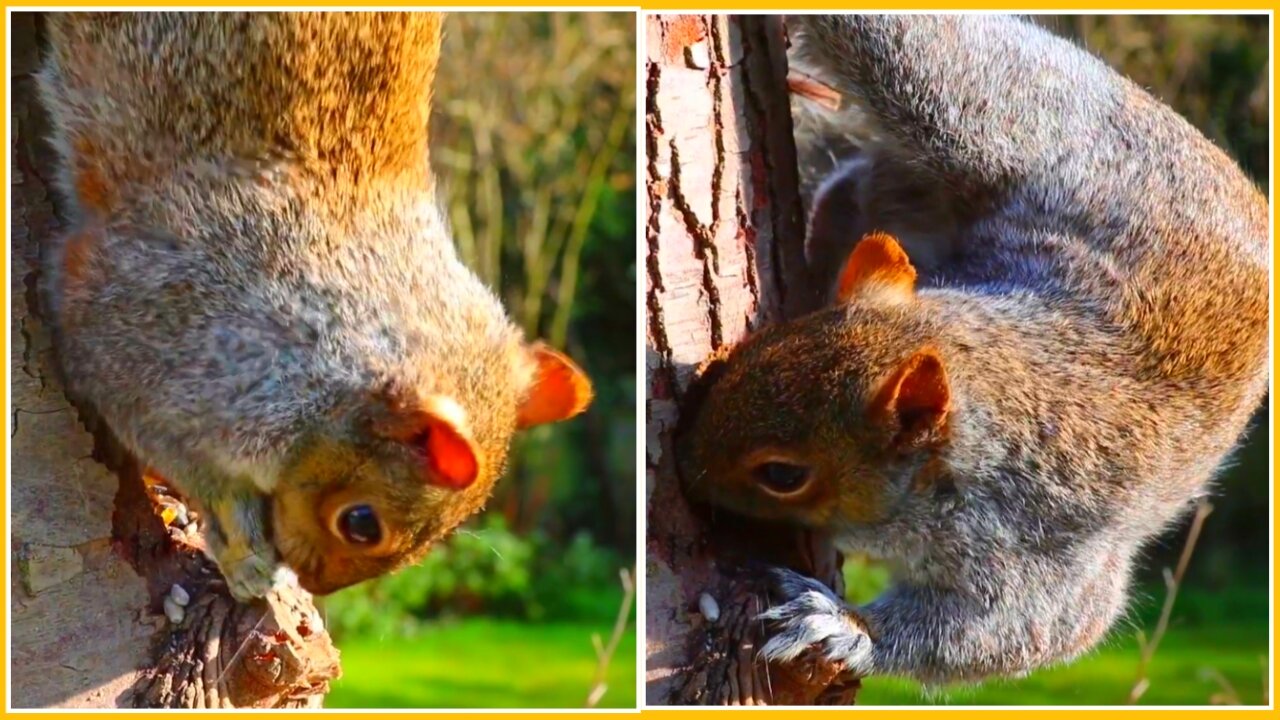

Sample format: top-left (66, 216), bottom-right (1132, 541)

top-left (680, 14), bottom-right (1268, 685)
top-left (38, 12), bottom-right (592, 600)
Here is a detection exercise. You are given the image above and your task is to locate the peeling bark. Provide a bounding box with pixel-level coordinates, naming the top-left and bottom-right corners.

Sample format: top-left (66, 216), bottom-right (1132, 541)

top-left (644, 14), bottom-right (858, 706)
top-left (9, 12), bottom-right (339, 708)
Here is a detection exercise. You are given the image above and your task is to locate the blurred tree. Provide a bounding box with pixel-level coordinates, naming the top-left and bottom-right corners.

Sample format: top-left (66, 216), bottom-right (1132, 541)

top-left (430, 13), bottom-right (637, 554)
top-left (1047, 15), bottom-right (1268, 190)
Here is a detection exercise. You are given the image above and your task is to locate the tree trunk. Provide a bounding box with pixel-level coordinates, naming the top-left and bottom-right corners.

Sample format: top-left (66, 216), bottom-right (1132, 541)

top-left (643, 14), bottom-right (859, 706)
top-left (9, 13), bottom-right (340, 708)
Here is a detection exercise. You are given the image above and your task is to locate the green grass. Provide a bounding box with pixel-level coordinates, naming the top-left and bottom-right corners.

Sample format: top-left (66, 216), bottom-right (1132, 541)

top-left (854, 585), bottom-right (1269, 706)
top-left (325, 618), bottom-right (637, 709)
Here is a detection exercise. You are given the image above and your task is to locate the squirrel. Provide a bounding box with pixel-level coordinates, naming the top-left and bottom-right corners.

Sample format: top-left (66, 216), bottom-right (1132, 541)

top-left (37, 12), bottom-right (592, 601)
top-left (679, 14), bottom-right (1268, 686)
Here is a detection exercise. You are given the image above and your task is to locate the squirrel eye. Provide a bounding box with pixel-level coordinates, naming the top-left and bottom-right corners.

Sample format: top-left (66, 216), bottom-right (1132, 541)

top-left (753, 462), bottom-right (811, 495)
top-left (337, 504), bottom-right (383, 546)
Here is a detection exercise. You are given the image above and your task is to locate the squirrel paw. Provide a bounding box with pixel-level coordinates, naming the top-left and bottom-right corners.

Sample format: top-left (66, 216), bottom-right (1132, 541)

top-left (220, 550), bottom-right (279, 602)
top-left (757, 567), bottom-right (874, 677)
top-left (202, 500), bottom-right (281, 602)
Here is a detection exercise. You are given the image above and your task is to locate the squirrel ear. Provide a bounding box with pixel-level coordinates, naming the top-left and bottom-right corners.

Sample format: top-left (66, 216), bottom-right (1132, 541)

top-left (517, 343), bottom-right (594, 429)
top-left (835, 232), bottom-right (918, 304)
top-left (418, 416), bottom-right (480, 490)
top-left (871, 348), bottom-right (951, 450)
top-left (370, 391), bottom-right (479, 490)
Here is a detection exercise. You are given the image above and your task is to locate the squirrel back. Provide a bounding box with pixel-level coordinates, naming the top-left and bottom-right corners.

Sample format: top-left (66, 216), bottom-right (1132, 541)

top-left (40, 11), bottom-right (442, 214)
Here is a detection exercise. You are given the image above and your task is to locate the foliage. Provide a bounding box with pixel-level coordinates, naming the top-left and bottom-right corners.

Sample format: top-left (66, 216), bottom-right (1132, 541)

top-left (432, 12), bottom-right (635, 345)
top-left (1048, 14), bottom-right (1269, 189)
top-left (322, 515), bottom-right (629, 640)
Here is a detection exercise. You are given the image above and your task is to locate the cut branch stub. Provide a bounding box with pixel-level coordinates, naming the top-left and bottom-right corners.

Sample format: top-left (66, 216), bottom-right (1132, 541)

top-left (672, 520), bottom-right (859, 706)
top-left (131, 579), bottom-right (339, 709)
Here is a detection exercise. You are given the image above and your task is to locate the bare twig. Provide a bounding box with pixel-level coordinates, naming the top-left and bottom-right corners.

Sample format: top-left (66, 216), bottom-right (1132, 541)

top-left (786, 70), bottom-right (842, 111)
top-left (1127, 500), bottom-right (1213, 704)
top-left (1262, 657), bottom-right (1269, 705)
top-left (585, 568), bottom-right (636, 708)
top-left (550, 100), bottom-right (633, 347)
top-left (1199, 667), bottom-right (1243, 704)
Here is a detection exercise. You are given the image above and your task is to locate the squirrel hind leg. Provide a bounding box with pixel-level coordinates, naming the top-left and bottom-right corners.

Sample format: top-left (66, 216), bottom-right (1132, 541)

top-left (807, 152), bottom-right (959, 301)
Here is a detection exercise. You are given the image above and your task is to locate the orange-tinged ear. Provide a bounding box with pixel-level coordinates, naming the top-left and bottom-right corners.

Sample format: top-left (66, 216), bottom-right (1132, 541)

top-left (871, 348), bottom-right (951, 450)
top-left (421, 416), bottom-right (479, 490)
top-left (836, 232), bottom-right (917, 304)
top-left (370, 391), bottom-right (479, 490)
top-left (517, 343), bottom-right (593, 429)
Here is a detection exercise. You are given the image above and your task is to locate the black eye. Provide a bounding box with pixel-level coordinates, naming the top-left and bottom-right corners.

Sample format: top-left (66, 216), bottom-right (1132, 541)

top-left (753, 462), bottom-right (811, 495)
top-left (338, 504), bottom-right (382, 545)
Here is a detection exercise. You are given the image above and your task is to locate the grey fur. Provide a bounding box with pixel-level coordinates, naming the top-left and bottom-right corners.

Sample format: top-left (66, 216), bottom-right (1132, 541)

top-left (695, 14), bottom-right (1271, 684)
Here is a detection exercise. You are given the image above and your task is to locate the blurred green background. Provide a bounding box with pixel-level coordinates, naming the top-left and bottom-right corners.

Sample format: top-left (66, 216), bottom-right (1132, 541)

top-left (856, 14), bottom-right (1271, 707)
top-left (322, 12), bottom-right (637, 709)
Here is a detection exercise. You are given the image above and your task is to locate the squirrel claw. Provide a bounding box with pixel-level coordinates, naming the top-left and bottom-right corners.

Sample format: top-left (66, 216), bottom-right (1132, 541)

top-left (756, 567), bottom-right (874, 676)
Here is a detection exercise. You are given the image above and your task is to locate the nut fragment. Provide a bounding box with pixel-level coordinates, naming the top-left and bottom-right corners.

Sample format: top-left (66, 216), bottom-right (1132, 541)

top-left (699, 592), bottom-right (721, 623)
top-left (162, 595), bottom-right (185, 625)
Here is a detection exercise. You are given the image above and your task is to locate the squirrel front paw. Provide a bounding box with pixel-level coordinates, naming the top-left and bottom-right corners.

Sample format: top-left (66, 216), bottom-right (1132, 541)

top-left (218, 549), bottom-right (278, 602)
top-left (757, 567), bottom-right (875, 677)
top-left (203, 494), bottom-right (281, 602)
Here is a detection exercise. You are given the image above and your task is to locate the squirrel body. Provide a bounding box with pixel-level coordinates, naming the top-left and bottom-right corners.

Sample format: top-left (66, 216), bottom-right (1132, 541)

top-left (39, 12), bottom-right (591, 599)
top-left (682, 15), bottom-right (1268, 684)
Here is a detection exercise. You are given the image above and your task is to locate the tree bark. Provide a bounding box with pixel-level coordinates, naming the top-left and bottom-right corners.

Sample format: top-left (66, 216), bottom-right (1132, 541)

top-left (9, 13), bottom-right (340, 708)
top-left (644, 14), bottom-right (859, 706)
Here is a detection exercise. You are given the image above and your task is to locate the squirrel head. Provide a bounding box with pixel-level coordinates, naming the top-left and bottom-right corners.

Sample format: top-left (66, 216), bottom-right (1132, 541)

top-left (271, 342), bottom-right (591, 595)
top-left (679, 232), bottom-right (953, 530)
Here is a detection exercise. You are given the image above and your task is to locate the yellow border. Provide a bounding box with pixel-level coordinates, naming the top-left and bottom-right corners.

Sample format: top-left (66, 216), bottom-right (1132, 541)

top-left (2, 1), bottom-right (1276, 6)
